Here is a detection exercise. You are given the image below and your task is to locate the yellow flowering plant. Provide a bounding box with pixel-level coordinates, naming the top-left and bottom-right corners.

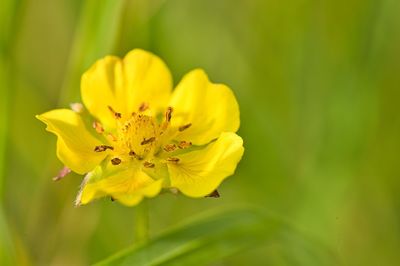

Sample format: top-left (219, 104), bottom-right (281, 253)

top-left (37, 49), bottom-right (244, 207)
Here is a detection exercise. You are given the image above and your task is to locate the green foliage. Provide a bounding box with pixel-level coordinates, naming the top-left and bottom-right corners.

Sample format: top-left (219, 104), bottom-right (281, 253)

top-left (94, 207), bottom-right (337, 266)
top-left (0, 0), bottom-right (24, 264)
top-left (0, 207), bottom-right (15, 265)
top-left (93, 208), bottom-right (283, 266)
top-left (60, 0), bottom-right (126, 103)
top-left (0, 57), bottom-right (8, 198)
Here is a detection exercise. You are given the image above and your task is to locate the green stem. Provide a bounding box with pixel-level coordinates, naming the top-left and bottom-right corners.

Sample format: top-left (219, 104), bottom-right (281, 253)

top-left (134, 200), bottom-right (149, 243)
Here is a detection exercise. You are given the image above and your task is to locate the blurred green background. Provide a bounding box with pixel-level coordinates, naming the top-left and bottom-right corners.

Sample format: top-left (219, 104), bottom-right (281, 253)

top-left (1, 0), bottom-right (400, 265)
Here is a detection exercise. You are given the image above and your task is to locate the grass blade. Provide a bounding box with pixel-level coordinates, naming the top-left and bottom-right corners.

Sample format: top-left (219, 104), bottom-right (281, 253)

top-left (93, 207), bottom-right (301, 266)
top-left (59, 0), bottom-right (126, 103)
top-left (94, 207), bottom-right (338, 266)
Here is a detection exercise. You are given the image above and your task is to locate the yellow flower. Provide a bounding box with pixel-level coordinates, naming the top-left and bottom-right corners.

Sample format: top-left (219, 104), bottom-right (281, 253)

top-left (37, 49), bottom-right (244, 206)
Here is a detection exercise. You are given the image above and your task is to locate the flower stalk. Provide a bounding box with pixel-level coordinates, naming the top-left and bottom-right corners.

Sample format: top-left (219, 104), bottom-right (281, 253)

top-left (134, 200), bottom-right (149, 243)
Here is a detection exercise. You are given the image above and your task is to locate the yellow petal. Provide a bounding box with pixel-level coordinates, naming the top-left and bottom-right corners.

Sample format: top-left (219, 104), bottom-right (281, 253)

top-left (78, 165), bottom-right (162, 206)
top-left (81, 49), bottom-right (173, 130)
top-left (167, 132), bottom-right (244, 197)
top-left (169, 69), bottom-right (240, 145)
top-left (36, 109), bottom-right (106, 174)
top-left (114, 179), bottom-right (163, 206)
top-left (81, 56), bottom-right (122, 130)
top-left (123, 49), bottom-right (173, 114)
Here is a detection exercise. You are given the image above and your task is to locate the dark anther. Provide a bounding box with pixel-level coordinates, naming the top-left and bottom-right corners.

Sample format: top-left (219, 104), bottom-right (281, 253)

top-left (111, 158), bottom-right (122, 165)
top-left (139, 102), bottom-right (149, 112)
top-left (163, 144), bottom-right (177, 152)
top-left (94, 145), bottom-right (114, 152)
top-left (178, 141), bottom-right (192, 149)
top-left (124, 122), bottom-right (131, 131)
top-left (143, 161), bottom-right (155, 168)
top-left (167, 157), bottom-right (180, 164)
top-left (110, 197), bottom-right (115, 202)
top-left (92, 121), bottom-right (104, 133)
top-left (108, 105), bottom-right (122, 119)
top-left (178, 123), bottom-right (192, 131)
top-left (206, 190), bottom-right (220, 198)
top-left (129, 150), bottom-right (142, 160)
top-left (165, 107), bottom-right (173, 122)
top-left (141, 137), bottom-right (155, 145)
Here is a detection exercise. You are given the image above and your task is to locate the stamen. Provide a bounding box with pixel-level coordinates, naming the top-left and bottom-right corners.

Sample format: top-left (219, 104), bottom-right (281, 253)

top-left (123, 122), bottom-right (132, 131)
top-left (163, 144), bottom-right (177, 152)
top-left (141, 137), bottom-right (155, 145)
top-left (178, 141), bottom-right (192, 149)
top-left (93, 121), bottom-right (104, 133)
top-left (167, 157), bottom-right (180, 164)
top-left (128, 150), bottom-right (142, 160)
top-left (111, 158), bottom-right (122, 165)
top-left (107, 133), bottom-right (118, 142)
top-left (139, 102), bottom-right (149, 112)
top-left (94, 145), bottom-right (114, 152)
top-left (143, 161), bottom-right (155, 168)
top-left (108, 105), bottom-right (122, 119)
top-left (178, 123), bottom-right (192, 131)
top-left (159, 107), bottom-right (174, 133)
top-left (165, 107), bottom-right (173, 122)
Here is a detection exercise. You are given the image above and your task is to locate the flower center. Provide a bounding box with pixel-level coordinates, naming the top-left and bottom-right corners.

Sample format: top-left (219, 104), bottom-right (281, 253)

top-left (93, 104), bottom-right (193, 169)
top-left (119, 112), bottom-right (157, 159)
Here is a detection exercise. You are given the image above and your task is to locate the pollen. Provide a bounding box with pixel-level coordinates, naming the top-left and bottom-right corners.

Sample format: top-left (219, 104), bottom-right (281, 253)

top-left (164, 144), bottom-right (177, 152)
top-left (143, 161), bottom-right (155, 168)
top-left (178, 141), bottom-right (192, 149)
top-left (178, 123), bottom-right (192, 131)
top-left (94, 145), bottom-right (113, 152)
top-left (141, 137), bottom-right (155, 145)
top-left (108, 105), bottom-right (122, 119)
top-left (167, 157), bottom-right (180, 164)
top-left (138, 102), bottom-right (149, 112)
top-left (111, 158), bottom-right (122, 165)
top-left (165, 107), bottom-right (173, 122)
